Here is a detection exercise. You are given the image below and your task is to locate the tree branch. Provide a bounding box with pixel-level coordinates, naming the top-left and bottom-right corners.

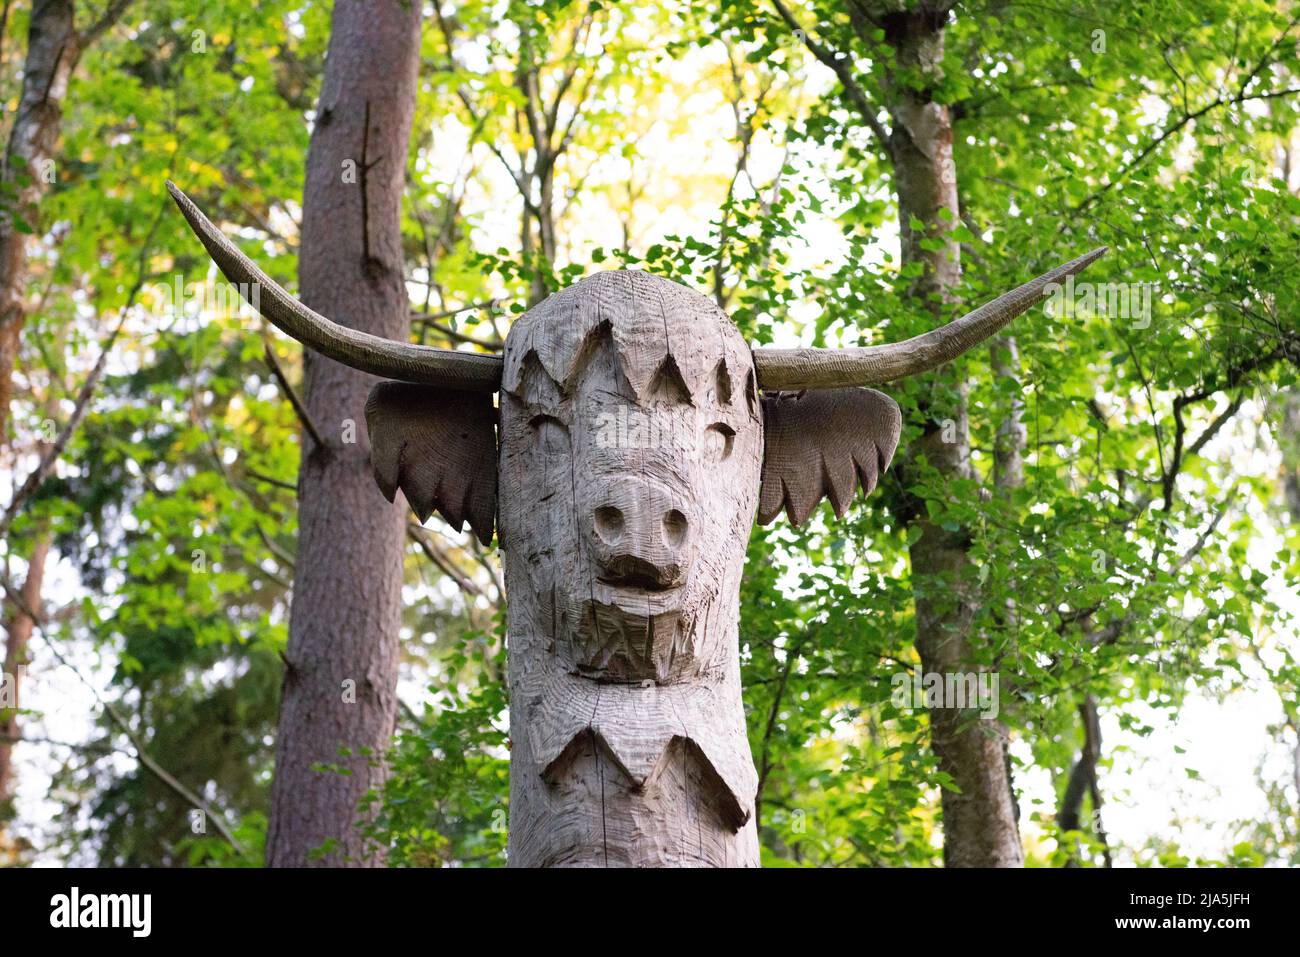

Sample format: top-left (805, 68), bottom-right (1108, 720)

top-left (770, 0), bottom-right (892, 151)
top-left (0, 313), bottom-right (125, 543)
top-left (262, 343), bottom-right (328, 452)
top-left (1076, 14), bottom-right (1300, 211)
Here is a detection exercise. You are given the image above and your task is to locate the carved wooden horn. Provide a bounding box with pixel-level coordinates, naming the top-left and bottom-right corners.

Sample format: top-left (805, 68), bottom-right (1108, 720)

top-left (169, 181), bottom-right (1103, 394)
top-left (166, 181), bottom-right (504, 392)
top-left (751, 246), bottom-right (1106, 391)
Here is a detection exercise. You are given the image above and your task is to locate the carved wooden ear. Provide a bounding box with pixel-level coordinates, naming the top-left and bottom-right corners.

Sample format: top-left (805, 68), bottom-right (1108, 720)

top-left (758, 388), bottom-right (902, 527)
top-left (365, 382), bottom-right (498, 545)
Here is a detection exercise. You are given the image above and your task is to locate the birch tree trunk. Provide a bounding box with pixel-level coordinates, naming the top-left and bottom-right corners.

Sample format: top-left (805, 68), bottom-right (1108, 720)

top-left (264, 0), bottom-right (421, 867)
top-left (873, 3), bottom-right (1023, 866)
top-left (1278, 390), bottom-right (1300, 833)
top-left (0, 0), bottom-right (128, 841)
top-left (0, 1), bottom-right (79, 837)
top-left (0, 533), bottom-right (49, 818)
top-left (782, 0), bottom-right (1023, 864)
top-left (0, 0), bottom-right (80, 443)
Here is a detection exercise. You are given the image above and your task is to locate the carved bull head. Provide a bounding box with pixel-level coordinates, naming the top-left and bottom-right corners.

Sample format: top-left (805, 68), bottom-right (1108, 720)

top-left (168, 181), bottom-right (1103, 866)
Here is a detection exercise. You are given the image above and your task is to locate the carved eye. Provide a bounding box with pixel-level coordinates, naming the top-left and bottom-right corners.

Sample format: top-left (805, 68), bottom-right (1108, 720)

top-left (703, 422), bottom-right (735, 462)
top-left (530, 414), bottom-right (570, 455)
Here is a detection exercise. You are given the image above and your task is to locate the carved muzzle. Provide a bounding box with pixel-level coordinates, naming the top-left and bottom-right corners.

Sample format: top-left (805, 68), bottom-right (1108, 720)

top-left (584, 475), bottom-right (691, 593)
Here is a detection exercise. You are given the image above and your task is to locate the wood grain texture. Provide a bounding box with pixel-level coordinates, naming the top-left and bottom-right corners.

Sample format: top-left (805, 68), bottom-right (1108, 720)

top-left (498, 270), bottom-right (762, 867)
top-left (758, 387), bottom-right (902, 526)
top-left (365, 381), bottom-right (498, 545)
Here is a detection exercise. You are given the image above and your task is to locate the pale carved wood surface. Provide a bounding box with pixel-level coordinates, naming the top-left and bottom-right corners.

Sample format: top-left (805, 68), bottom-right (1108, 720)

top-left (498, 271), bottom-right (762, 867)
top-left (362, 271), bottom-right (911, 866)
top-left (750, 247), bottom-right (1106, 390)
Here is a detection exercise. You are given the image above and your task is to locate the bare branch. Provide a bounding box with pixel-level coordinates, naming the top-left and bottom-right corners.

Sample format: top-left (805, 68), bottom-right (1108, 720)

top-left (0, 314), bottom-right (125, 543)
top-left (39, 627), bottom-right (248, 855)
top-left (80, 0), bottom-right (134, 46)
top-left (770, 0), bottom-right (892, 150)
top-left (262, 343), bottom-right (329, 452)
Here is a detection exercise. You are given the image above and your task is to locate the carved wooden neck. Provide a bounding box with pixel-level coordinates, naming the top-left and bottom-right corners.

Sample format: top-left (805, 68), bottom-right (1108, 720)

top-left (502, 593), bottom-right (759, 867)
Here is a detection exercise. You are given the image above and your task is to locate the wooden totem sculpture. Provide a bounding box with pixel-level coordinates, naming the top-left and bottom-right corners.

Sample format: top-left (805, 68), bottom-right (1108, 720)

top-left (168, 181), bottom-right (1103, 867)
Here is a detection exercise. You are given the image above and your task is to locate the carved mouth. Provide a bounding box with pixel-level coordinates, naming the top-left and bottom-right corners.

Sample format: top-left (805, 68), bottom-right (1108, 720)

top-left (597, 574), bottom-right (678, 594)
top-left (590, 580), bottom-right (685, 620)
top-left (596, 556), bottom-right (683, 593)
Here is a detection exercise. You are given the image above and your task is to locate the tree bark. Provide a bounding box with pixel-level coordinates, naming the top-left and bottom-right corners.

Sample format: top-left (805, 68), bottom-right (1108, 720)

top-left (0, 0), bottom-right (80, 444)
top-left (264, 0), bottom-right (421, 868)
top-left (0, 532), bottom-right (49, 817)
top-left (992, 336), bottom-right (1027, 493)
top-left (990, 333), bottom-right (1026, 825)
top-left (1057, 693), bottom-right (1110, 866)
top-left (1278, 390), bottom-right (1300, 820)
top-left (517, 61), bottom-right (559, 308)
top-left (0, 0), bottom-right (129, 844)
top-left (875, 3), bottom-right (1023, 866)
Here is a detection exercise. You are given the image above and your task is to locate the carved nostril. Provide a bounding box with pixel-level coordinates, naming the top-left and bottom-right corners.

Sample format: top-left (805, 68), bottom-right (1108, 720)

top-left (594, 505), bottom-right (625, 544)
top-left (663, 509), bottom-right (688, 548)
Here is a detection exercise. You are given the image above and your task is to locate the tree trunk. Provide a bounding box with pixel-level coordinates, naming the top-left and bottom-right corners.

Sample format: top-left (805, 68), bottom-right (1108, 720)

top-left (1278, 390), bottom-right (1300, 822)
top-left (992, 335), bottom-right (1027, 493)
top-left (264, 0), bottom-right (421, 868)
top-left (1, 0), bottom-right (128, 844)
top-left (0, 533), bottom-right (49, 817)
top-left (1057, 693), bottom-right (1110, 866)
top-left (990, 332), bottom-right (1026, 826)
top-left (878, 4), bottom-right (1023, 867)
top-left (0, 0), bottom-right (80, 443)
